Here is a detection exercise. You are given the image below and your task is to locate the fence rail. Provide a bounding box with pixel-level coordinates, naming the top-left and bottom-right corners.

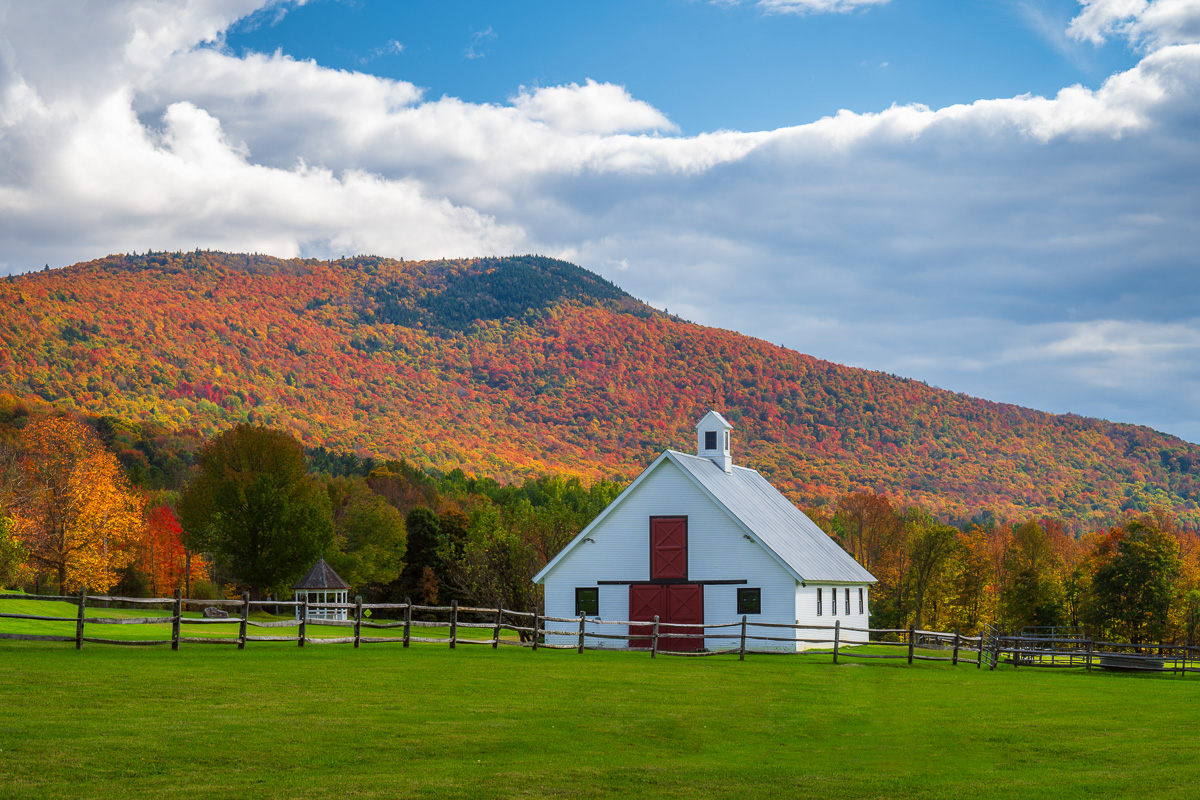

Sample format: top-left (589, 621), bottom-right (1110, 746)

top-left (0, 592), bottom-right (1196, 675)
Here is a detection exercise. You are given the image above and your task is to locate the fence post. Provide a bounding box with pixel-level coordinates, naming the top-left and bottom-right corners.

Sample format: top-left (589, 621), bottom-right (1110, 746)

top-left (403, 597), bottom-right (411, 648)
top-left (299, 598), bottom-right (307, 647)
top-left (907, 625), bottom-right (914, 665)
top-left (449, 600), bottom-right (457, 650)
top-left (493, 607), bottom-right (502, 649)
top-left (532, 612), bottom-right (540, 651)
top-left (739, 615), bottom-right (747, 661)
top-left (952, 627), bottom-right (960, 666)
top-left (1013, 637), bottom-right (1019, 669)
top-left (172, 588), bottom-right (181, 651)
top-left (75, 587), bottom-right (86, 650)
top-left (238, 591), bottom-right (249, 650)
top-left (833, 620), bottom-right (841, 664)
top-left (976, 630), bottom-right (983, 669)
top-left (578, 613), bottom-right (586, 654)
top-left (651, 615), bottom-right (660, 659)
top-left (354, 595), bottom-right (363, 649)
top-left (1086, 639), bottom-right (1093, 672)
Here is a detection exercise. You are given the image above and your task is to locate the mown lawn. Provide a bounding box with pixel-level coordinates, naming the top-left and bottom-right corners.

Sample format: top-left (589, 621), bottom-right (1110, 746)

top-left (0, 637), bottom-right (1197, 799)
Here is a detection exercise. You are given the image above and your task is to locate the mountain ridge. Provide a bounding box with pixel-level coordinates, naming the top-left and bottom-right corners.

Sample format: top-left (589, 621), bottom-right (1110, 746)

top-left (2, 250), bottom-right (1198, 527)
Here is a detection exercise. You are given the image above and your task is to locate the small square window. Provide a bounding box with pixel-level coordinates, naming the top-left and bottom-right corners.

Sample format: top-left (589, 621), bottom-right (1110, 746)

top-left (704, 430), bottom-right (717, 450)
top-left (575, 587), bottom-right (599, 617)
top-left (737, 588), bottom-right (761, 615)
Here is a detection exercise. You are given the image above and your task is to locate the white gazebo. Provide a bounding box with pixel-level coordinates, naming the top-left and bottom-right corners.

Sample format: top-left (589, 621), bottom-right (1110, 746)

top-left (291, 559), bottom-right (351, 620)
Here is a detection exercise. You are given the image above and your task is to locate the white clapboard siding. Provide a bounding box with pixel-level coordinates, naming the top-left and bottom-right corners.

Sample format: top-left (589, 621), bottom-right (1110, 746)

top-left (793, 583), bottom-right (870, 650)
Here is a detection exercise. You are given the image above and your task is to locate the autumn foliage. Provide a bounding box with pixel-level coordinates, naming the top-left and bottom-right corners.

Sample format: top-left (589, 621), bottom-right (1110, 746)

top-left (818, 490), bottom-right (1200, 643)
top-left (139, 504), bottom-right (208, 595)
top-left (2, 251), bottom-right (1198, 529)
top-left (7, 416), bottom-right (142, 592)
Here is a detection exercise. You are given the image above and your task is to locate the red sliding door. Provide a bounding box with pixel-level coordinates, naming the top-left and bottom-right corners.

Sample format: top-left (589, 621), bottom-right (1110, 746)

top-left (628, 583), bottom-right (704, 651)
top-left (664, 583), bottom-right (704, 651)
top-left (628, 585), bottom-right (665, 649)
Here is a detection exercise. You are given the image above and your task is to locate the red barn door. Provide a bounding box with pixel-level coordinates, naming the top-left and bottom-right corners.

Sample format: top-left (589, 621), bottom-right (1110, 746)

top-left (664, 584), bottom-right (704, 652)
top-left (651, 517), bottom-right (687, 580)
top-left (628, 585), bottom-right (665, 648)
top-left (628, 583), bottom-right (704, 651)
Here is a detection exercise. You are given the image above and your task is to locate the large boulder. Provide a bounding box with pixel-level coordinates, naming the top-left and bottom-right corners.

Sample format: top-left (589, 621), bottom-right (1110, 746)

top-left (202, 606), bottom-right (230, 619)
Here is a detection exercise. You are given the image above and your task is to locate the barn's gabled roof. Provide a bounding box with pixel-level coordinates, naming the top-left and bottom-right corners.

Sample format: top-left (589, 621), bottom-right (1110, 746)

top-left (533, 449), bottom-right (876, 585)
top-left (667, 451), bottom-right (876, 584)
top-left (292, 558), bottom-right (351, 590)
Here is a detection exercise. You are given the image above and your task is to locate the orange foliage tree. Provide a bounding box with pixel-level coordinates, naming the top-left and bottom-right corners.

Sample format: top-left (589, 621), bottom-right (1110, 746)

top-left (9, 416), bottom-right (142, 592)
top-left (140, 504), bottom-right (207, 595)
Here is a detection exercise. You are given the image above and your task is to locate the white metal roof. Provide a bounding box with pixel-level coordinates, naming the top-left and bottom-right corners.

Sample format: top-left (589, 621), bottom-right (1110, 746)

top-left (667, 451), bottom-right (876, 584)
top-left (533, 449), bottom-right (876, 585)
top-left (694, 410), bottom-right (732, 430)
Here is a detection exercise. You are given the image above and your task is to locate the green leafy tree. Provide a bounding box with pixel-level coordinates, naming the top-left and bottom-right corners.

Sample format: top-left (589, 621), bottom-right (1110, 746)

top-left (906, 515), bottom-right (959, 630)
top-left (1183, 590), bottom-right (1200, 648)
top-left (1000, 521), bottom-right (1064, 631)
top-left (0, 512), bottom-right (29, 589)
top-left (398, 507), bottom-right (442, 603)
top-left (324, 475), bottom-right (406, 590)
top-left (1086, 518), bottom-right (1180, 645)
top-left (178, 425), bottom-right (332, 598)
top-left (440, 499), bottom-right (541, 617)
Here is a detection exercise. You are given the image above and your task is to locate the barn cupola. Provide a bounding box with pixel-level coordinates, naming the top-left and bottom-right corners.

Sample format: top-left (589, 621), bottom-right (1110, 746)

top-left (695, 410), bottom-right (733, 473)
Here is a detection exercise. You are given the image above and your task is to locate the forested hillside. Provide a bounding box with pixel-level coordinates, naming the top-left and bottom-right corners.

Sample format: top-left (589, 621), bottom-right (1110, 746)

top-left (2, 251), bottom-right (1199, 528)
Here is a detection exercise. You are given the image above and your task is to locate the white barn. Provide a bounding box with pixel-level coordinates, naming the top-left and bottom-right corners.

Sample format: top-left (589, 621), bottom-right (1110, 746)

top-left (533, 411), bottom-right (876, 651)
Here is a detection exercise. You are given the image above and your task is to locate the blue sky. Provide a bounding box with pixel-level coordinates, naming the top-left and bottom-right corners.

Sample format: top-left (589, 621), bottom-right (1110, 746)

top-left (1, 0), bottom-right (1199, 443)
top-left (225, 0), bottom-right (1139, 134)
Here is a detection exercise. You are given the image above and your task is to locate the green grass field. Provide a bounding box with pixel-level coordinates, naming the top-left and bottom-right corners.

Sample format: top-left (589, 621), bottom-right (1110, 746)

top-left (1, 633), bottom-right (1197, 799)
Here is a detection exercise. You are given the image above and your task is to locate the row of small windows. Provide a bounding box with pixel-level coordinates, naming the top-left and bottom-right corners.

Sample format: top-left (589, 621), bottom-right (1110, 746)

top-left (573, 587), bottom-right (763, 617)
top-left (816, 587), bottom-right (864, 616)
top-left (574, 586), bottom-right (865, 617)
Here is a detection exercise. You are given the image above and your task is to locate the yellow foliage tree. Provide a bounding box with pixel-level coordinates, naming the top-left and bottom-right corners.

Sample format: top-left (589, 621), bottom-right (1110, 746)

top-left (9, 416), bottom-right (142, 592)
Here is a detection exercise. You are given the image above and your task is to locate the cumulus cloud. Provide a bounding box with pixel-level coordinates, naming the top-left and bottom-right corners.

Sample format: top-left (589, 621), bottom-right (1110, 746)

top-left (1069, 0), bottom-right (1200, 48)
top-left (2, 0), bottom-right (1200, 440)
top-left (511, 80), bottom-right (679, 135)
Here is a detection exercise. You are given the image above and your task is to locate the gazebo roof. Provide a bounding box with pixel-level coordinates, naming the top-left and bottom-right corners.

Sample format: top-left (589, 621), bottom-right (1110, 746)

top-left (291, 558), bottom-right (350, 590)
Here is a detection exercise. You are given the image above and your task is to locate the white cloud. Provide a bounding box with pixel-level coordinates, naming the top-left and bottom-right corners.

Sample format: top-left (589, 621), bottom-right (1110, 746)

top-left (465, 25), bottom-right (496, 60)
top-left (708, 0), bottom-right (889, 14)
top-left (3, 0), bottom-right (1200, 440)
top-left (1069, 0), bottom-right (1200, 48)
top-left (511, 80), bottom-right (679, 135)
top-left (361, 39), bottom-right (404, 64)
top-left (748, 0), bottom-right (891, 14)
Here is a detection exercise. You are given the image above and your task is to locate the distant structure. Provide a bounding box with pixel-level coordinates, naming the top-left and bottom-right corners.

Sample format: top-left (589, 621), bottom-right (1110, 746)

top-left (534, 410), bottom-right (876, 651)
top-left (292, 559), bottom-right (351, 621)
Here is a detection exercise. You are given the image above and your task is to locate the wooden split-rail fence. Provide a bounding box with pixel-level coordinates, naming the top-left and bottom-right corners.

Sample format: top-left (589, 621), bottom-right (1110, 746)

top-left (0, 591), bottom-right (1196, 676)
